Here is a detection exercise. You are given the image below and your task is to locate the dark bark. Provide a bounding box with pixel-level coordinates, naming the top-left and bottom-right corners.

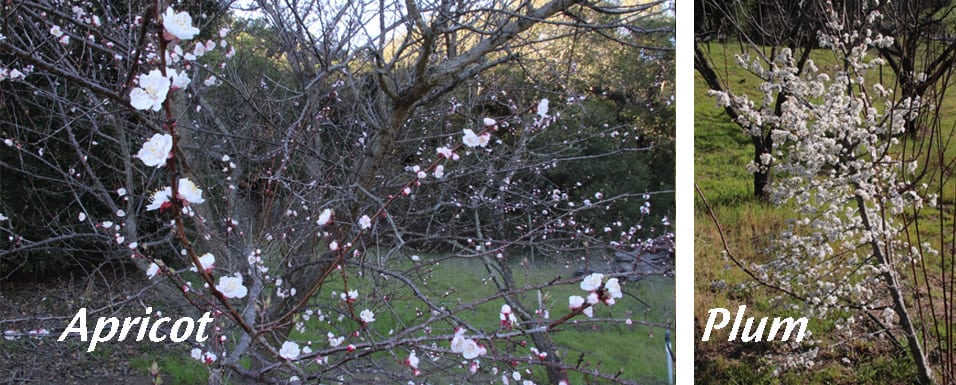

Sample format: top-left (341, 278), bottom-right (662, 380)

top-left (696, 42), bottom-right (811, 199)
top-left (696, 44), bottom-right (773, 199)
top-left (752, 134), bottom-right (772, 198)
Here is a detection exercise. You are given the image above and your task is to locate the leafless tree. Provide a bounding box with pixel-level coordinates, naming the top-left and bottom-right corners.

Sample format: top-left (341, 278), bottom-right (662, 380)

top-left (0, 0), bottom-right (673, 384)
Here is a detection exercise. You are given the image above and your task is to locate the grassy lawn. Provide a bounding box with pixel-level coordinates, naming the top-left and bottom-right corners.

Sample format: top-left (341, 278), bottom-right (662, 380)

top-left (130, 257), bottom-right (674, 384)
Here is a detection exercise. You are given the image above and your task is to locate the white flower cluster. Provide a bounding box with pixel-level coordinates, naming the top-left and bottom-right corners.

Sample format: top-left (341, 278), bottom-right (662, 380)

top-left (144, 178), bottom-right (204, 211)
top-left (190, 347), bottom-right (217, 364)
top-left (499, 304), bottom-right (517, 328)
top-left (130, 7), bottom-right (232, 111)
top-left (568, 273), bottom-right (622, 317)
top-left (462, 129), bottom-right (491, 148)
top-left (450, 327), bottom-right (486, 360)
top-left (711, 12), bottom-right (933, 324)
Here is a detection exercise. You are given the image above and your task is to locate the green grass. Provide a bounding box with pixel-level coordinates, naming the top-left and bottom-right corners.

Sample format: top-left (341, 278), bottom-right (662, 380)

top-left (130, 352), bottom-right (208, 385)
top-left (694, 42), bottom-right (797, 333)
top-left (697, 354), bottom-right (918, 385)
top-left (132, 257), bottom-right (674, 384)
top-left (356, 257), bottom-right (676, 384)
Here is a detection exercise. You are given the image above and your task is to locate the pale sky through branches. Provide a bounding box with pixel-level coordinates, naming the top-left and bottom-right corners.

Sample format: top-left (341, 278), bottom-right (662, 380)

top-left (231, 0), bottom-right (402, 49)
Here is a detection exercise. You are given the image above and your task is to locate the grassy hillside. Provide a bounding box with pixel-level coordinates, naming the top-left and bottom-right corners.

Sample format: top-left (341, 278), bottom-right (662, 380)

top-left (120, 258), bottom-right (675, 384)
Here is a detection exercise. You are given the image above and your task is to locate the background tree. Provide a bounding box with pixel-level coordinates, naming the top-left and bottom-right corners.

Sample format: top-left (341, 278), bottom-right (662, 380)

top-left (695, 0), bottom-right (956, 198)
top-left (695, 0), bottom-right (822, 198)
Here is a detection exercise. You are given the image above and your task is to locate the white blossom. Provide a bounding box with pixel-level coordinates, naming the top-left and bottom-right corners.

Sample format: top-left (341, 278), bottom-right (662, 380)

top-left (579, 272), bottom-right (604, 291)
top-left (317, 208), bottom-right (333, 226)
top-left (178, 178), bottom-right (204, 205)
top-left (327, 332), bottom-right (345, 347)
top-left (146, 262), bottom-right (160, 279)
top-left (568, 295), bottom-right (584, 309)
top-left (167, 68), bottom-right (191, 90)
top-left (605, 278), bottom-right (622, 299)
top-left (279, 341), bottom-right (300, 360)
top-left (477, 133), bottom-right (491, 147)
top-left (461, 338), bottom-right (481, 359)
top-left (437, 146), bottom-right (455, 159)
top-left (146, 187), bottom-right (172, 211)
top-left (135, 133), bottom-right (173, 167)
top-left (360, 309), bottom-right (375, 323)
top-left (537, 98), bottom-right (549, 118)
top-left (462, 129), bottom-right (481, 148)
top-left (216, 275), bottom-right (247, 298)
top-left (130, 70), bottom-right (171, 111)
top-left (162, 7), bottom-right (200, 40)
top-left (358, 215), bottom-right (372, 230)
top-left (189, 253), bottom-right (215, 272)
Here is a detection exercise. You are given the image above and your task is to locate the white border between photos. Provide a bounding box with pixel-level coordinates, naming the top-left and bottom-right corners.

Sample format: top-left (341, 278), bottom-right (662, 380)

top-left (674, 0), bottom-right (694, 383)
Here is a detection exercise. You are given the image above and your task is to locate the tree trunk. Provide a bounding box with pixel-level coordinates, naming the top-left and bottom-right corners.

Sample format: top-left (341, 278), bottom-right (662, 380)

top-left (697, 44), bottom-right (776, 200)
top-left (359, 103), bottom-right (415, 189)
top-left (856, 196), bottom-right (935, 384)
top-left (752, 134), bottom-right (772, 199)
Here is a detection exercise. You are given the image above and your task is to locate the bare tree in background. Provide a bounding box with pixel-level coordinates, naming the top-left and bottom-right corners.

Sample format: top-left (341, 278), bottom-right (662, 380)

top-left (696, 0), bottom-right (956, 198)
top-left (695, 0), bottom-right (823, 198)
top-left (0, 0), bottom-right (674, 384)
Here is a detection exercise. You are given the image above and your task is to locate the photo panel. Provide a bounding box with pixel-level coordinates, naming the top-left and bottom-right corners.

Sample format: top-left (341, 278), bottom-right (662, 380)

top-left (694, 1), bottom-right (954, 383)
top-left (0, 1), bottom-right (677, 384)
